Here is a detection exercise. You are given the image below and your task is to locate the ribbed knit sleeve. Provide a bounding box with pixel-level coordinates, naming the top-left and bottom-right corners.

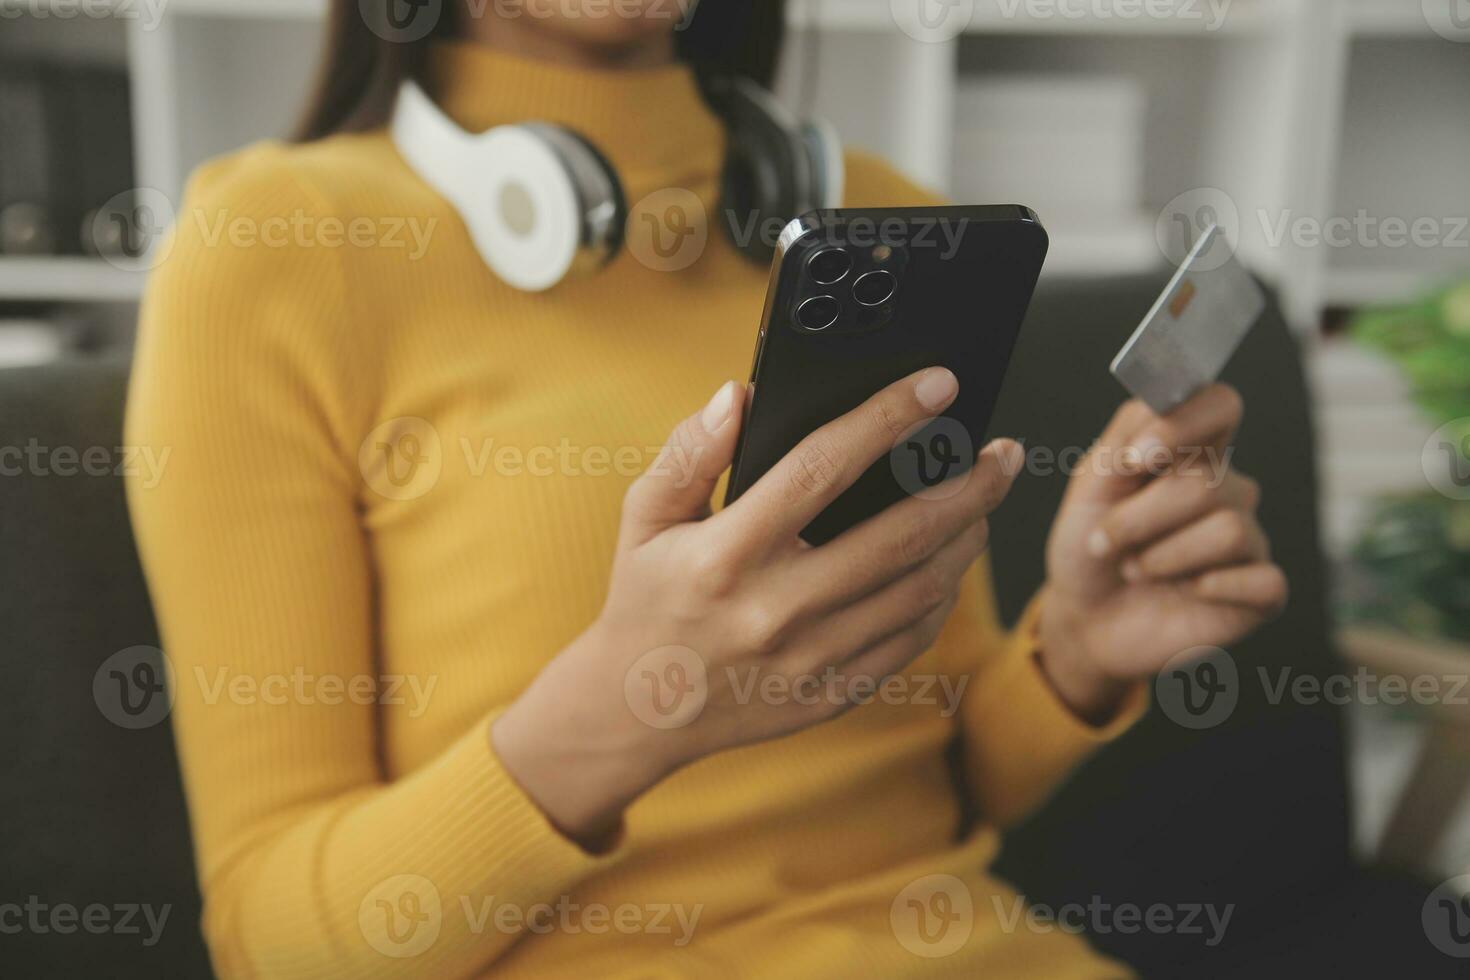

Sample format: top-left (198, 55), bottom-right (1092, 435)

top-left (951, 578), bottom-right (1148, 828)
top-left (124, 147), bottom-right (619, 979)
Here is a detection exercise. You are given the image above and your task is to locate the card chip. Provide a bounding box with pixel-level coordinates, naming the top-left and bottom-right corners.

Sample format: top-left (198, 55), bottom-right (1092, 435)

top-left (1169, 279), bottom-right (1197, 319)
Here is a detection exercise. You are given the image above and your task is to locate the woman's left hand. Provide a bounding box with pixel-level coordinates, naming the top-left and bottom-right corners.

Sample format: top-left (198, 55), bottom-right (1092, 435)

top-left (1036, 384), bottom-right (1289, 723)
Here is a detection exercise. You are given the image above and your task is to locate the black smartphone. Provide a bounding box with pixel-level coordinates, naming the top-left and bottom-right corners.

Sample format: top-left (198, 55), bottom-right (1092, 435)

top-left (724, 205), bottom-right (1048, 545)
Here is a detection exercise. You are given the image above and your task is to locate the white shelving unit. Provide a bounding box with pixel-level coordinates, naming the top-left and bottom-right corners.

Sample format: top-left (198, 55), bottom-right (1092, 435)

top-left (0, 257), bottom-right (142, 302)
top-left (3, 0), bottom-right (1464, 330)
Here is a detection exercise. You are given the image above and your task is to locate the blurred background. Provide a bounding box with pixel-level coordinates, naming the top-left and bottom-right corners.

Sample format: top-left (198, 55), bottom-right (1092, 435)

top-left (2, 0), bottom-right (1469, 958)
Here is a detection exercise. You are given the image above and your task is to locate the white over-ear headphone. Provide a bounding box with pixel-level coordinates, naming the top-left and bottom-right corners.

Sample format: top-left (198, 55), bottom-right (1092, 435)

top-left (390, 76), bottom-right (843, 291)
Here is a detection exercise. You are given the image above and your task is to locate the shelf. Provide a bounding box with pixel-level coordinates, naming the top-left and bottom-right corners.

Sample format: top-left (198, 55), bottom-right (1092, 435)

top-left (1041, 215), bottom-right (1161, 278)
top-left (0, 0), bottom-right (129, 12)
top-left (797, 0), bottom-right (1279, 36)
top-left (162, 0), bottom-right (325, 18)
top-left (0, 257), bottom-right (144, 302)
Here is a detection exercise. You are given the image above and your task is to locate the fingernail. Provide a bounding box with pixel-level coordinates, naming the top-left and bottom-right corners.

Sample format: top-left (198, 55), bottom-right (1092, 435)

top-left (915, 369), bottom-right (959, 413)
top-left (1128, 435), bottom-right (1165, 467)
top-left (997, 439), bottom-right (1025, 476)
top-left (702, 381), bottom-right (737, 433)
top-left (1120, 559), bottom-right (1143, 583)
top-left (1087, 528), bottom-right (1112, 558)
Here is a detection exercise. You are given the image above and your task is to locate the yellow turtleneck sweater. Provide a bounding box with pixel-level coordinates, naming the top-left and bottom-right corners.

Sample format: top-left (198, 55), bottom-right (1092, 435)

top-left (125, 43), bottom-right (1137, 980)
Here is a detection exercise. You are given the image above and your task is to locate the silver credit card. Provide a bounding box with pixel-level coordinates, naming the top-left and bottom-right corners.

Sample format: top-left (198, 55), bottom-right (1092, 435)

top-left (1110, 225), bottom-right (1266, 415)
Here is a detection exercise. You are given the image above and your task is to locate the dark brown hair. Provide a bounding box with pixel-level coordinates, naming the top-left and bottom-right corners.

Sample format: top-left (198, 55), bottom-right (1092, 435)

top-left (294, 0), bottom-right (787, 141)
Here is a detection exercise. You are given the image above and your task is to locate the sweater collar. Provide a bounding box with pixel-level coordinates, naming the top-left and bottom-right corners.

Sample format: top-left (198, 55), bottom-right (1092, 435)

top-left (424, 41), bottom-right (725, 178)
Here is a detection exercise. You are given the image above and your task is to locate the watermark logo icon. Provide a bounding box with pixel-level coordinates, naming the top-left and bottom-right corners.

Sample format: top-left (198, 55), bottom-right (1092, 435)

top-left (1423, 419), bottom-right (1470, 500)
top-left (359, 417), bottom-right (443, 501)
top-left (360, 874), bottom-right (442, 958)
top-left (92, 188), bottom-right (176, 273)
top-left (1156, 187), bottom-right (1240, 271)
top-left (627, 188), bottom-right (708, 272)
top-left (1155, 646), bottom-right (1238, 729)
top-left (93, 645), bottom-right (174, 730)
top-left (624, 645), bottom-right (708, 729)
top-left (1423, 874), bottom-right (1470, 957)
top-left (891, 0), bottom-right (975, 43)
top-left (1424, 0), bottom-right (1470, 41)
top-left (891, 417), bottom-right (973, 500)
top-left (360, 0), bottom-right (442, 42)
top-left (891, 874), bottom-right (974, 957)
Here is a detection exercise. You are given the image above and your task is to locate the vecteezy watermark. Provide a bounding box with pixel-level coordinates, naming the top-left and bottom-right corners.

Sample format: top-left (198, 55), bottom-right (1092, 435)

top-left (0, 897), bottom-right (171, 948)
top-left (1156, 187), bottom-right (1242, 271)
top-left (727, 211), bottom-right (971, 265)
top-left (93, 646), bottom-right (175, 731)
top-left (1156, 646), bottom-right (1470, 730)
top-left (190, 208), bottom-right (438, 261)
top-left (624, 645), bottom-right (709, 730)
top-left (1002, 439), bottom-right (1236, 488)
top-left (360, 0), bottom-right (444, 43)
top-left (891, 875), bottom-right (975, 958)
top-left (1423, 418), bottom-right (1470, 501)
top-left (360, 875), bottom-right (442, 959)
top-left (489, 0), bottom-right (701, 30)
top-left (192, 667), bottom-right (439, 719)
top-left (358, 416), bottom-right (706, 501)
top-left (1423, 0), bottom-right (1470, 43)
top-left (360, 417), bottom-right (444, 502)
top-left (890, 0), bottom-right (975, 44)
top-left (1158, 188), bottom-right (1470, 267)
top-left (92, 646), bottom-right (441, 729)
top-left (1258, 666), bottom-right (1470, 711)
top-left (0, 0), bottom-right (169, 31)
top-left (358, 875), bottom-right (702, 958)
top-left (0, 440), bottom-right (170, 489)
top-left (1258, 210), bottom-right (1470, 253)
top-left (891, 418), bottom-right (975, 502)
top-left (626, 188), bottom-right (709, 273)
top-left (1423, 874), bottom-right (1470, 958)
top-left (993, 0), bottom-right (1233, 32)
top-left (92, 191), bottom-right (440, 272)
top-left (621, 648), bottom-right (970, 730)
top-left (623, 193), bottom-right (972, 272)
top-left (92, 188), bottom-right (177, 273)
top-left (1155, 646), bottom-right (1239, 730)
top-left (726, 666), bottom-right (970, 717)
top-left (992, 893), bottom-right (1235, 947)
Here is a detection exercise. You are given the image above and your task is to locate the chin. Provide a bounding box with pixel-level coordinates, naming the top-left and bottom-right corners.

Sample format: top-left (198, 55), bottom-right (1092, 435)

top-left (518, 0), bottom-right (688, 46)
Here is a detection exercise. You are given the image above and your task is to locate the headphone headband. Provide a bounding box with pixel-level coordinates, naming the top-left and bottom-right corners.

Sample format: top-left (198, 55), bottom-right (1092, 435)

top-left (390, 76), bottom-right (842, 289)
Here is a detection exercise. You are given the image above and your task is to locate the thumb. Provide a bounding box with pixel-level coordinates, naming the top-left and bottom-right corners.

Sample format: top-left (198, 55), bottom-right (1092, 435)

top-left (620, 381), bottom-right (745, 543)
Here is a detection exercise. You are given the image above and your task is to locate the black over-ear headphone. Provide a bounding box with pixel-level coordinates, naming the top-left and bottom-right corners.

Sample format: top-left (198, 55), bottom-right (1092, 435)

top-left (390, 76), bottom-right (843, 291)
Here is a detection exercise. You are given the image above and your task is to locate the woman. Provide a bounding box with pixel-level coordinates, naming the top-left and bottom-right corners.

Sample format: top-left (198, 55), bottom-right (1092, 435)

top-left (125, 2), bottom-right (1287, 976)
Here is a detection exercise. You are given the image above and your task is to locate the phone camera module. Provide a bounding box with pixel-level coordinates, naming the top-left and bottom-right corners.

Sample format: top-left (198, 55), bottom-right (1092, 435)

top-left (806, 248), bottom-right (852, 285)
top-left (852, 270), bottom-right (897, 308)
top-left (796, 295), bottom-right (841, 332)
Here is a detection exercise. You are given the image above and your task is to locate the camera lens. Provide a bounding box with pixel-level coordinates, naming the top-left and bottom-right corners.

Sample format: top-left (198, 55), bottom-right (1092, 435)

top-left (852, 270), bottom-right (897, 307)
top-left (806, 248), bottom-right (852, 285)
top-left (796, 295), bottom-right (840, 332)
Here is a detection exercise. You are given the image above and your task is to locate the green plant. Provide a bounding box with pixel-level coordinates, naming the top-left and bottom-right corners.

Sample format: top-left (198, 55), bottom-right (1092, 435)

top-left (1345, 281), bottom-right (1470, 644)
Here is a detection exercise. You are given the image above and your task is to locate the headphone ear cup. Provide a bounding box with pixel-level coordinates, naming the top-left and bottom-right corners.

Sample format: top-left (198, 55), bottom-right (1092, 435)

top-left (523, 123), bottom-right (628, 265)
top-left (391, 82), bottom-right (626, 291)
top-left (714, 79), bottom-right (806, 264)
top-left (800, 116), bottom-right (846, 211)
top-left (479, 124), bottom-right (624, 290)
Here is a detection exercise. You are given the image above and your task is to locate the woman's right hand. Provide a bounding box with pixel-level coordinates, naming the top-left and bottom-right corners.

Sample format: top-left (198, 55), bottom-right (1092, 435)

top-left (492, 368), bottom-right (1023, 845)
